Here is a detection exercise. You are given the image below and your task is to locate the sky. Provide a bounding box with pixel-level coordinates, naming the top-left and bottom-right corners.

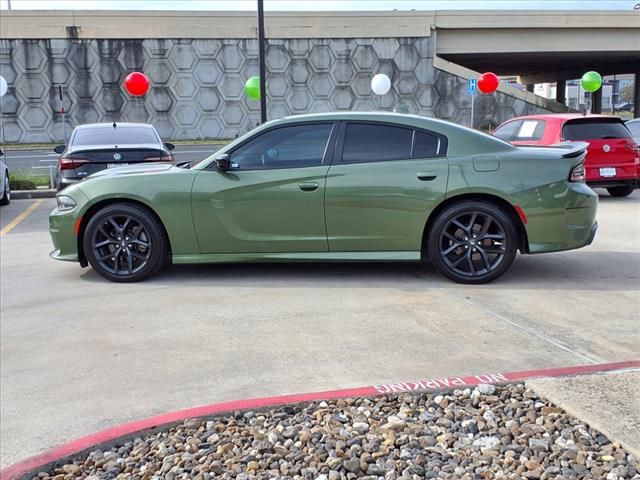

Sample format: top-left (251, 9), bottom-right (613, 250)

top-left (1, 0), bottom-right (639, 10)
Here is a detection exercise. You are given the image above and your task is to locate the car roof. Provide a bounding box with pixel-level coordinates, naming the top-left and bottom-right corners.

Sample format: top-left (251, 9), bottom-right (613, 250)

top-left (74, 122), bottom-right (155, 130)
top-left (626, 118), bottom-right (640, 124)
top-left (267, 111), bottom-right (472, 130)
top-left (502, 113), bottom-right (623, 122)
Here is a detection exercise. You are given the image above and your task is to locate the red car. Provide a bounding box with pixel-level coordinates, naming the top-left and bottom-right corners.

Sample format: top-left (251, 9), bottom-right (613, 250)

top-left (493, 114), bottom-right (640, 197)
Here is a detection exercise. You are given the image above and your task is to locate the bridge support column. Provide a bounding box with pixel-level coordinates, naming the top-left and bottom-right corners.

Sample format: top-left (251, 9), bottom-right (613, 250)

top-left (634, 73), bottom-right (639, 119)
top-left (592, 88), bottom-right (602, 114)
top-left (526, 84), bottom-right (535, 93)
top-left (555, 80), bottom-right (566, 104)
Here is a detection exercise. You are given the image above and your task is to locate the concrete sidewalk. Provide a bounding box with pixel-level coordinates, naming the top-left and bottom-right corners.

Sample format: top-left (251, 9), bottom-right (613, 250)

top-left (528, 370), bottom-right (640, 460)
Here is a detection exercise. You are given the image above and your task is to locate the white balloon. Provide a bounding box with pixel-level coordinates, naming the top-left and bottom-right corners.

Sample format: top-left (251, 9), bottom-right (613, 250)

top-left (371, 73), bottom-right (391, 95)
top-left (0, 76), bottom-right (7, 97)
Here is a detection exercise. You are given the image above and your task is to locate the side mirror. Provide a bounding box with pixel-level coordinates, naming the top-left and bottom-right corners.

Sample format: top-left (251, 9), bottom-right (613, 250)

top-left (53, 145), bottom-right (66, 154)
top-left (175, 161), bottom-right (191, 169)
top-left (164, 142), bottom-right (175, 151)
top-left (215, 153), bottom-right (230, 171)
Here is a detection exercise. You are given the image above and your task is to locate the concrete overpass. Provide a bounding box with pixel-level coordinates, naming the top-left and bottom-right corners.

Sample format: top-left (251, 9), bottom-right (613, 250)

top-left (0, 9), bottom-right (638, 142)
top-left (1, 9), bottom-right (638, 115)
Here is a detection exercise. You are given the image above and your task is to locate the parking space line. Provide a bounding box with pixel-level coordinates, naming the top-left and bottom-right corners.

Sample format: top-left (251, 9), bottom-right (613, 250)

top-left (0, 200), bottom-right (45, 237)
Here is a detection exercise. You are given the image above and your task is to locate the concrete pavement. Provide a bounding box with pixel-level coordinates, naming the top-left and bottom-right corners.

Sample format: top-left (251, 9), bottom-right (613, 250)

top-left (0, 190), bottom-right (638, 467)
top-left (528, 371), bottom-right (640, 459)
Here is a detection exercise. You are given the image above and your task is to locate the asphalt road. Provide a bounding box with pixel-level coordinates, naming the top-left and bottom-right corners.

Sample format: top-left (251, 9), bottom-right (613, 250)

top-left (1, 143), bottom-right (226, 174)
top-left (1, 190), bottom-right (639, 467)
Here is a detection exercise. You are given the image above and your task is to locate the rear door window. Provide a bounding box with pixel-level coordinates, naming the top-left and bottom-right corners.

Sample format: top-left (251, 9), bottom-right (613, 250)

top-left (341, 123), bottom-right (413, 163)
top-left (493, 120), bottom-right (522, 141)
top-left (514, 120), bottom-right (546, 141)
top-left (562, 119), bottom-right (632, 140)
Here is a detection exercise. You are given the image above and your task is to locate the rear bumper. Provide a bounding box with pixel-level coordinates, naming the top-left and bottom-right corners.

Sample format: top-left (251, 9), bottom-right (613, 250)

top-left (57, 177), bottom-right (80, 191)
top-left (587, 179), bottom-right (638, 189)
top-left (524, 182), bottom-right (598, 254)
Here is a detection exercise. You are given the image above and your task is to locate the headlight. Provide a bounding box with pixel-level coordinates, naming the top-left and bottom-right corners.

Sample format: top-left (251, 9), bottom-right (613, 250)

top-left (56, 195), bottom-right (77, 211)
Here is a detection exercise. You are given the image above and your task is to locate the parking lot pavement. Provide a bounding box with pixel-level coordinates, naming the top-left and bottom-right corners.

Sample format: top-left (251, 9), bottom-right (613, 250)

top-left (1, 190), bottom-right (639, 467)
top-left (2, 143), bottom-right (224, 173)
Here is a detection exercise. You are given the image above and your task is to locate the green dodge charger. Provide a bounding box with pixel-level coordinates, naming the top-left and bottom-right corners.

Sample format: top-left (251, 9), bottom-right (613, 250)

top-left (49, 112), bottom-right (598, 284)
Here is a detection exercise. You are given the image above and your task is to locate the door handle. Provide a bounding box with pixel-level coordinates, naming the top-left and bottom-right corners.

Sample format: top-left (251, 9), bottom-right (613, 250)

top-left (298, 182), bottom-right (319, 192)
top-left (417, 172), bottom-right (438, 181)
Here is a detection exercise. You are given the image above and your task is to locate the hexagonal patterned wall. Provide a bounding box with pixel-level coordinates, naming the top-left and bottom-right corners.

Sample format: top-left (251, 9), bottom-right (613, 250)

top-left (0, 37), bottom-right (558, 142)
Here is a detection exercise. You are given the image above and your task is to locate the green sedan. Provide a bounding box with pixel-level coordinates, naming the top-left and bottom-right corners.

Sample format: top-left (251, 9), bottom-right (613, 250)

top-left (49, 112), bottom-right (597, 284)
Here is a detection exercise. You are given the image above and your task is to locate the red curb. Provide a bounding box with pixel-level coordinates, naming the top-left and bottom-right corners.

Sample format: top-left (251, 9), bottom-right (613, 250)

top-left (2, 360), bottom-right (638, 480)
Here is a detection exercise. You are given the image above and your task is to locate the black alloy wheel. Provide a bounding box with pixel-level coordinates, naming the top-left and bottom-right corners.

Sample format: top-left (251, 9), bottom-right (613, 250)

top-left (428, 201), bottom-right (518, 284)
top-left (83, 203), bottom-right (168, 282)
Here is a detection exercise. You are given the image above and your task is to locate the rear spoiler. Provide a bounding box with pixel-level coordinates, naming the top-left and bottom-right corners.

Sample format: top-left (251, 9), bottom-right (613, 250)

top-left (549, 141), bottom-right (590, 159)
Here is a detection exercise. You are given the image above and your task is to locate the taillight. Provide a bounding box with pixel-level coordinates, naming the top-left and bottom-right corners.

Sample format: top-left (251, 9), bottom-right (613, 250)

top-left (569, 162), bottom-right (586, 183)
top-left (58, 157), bottom-right (90, 170)
top-left (624, 139), bottom-right (639, 152)
top-left (144, 154), bottom-right (173, 162)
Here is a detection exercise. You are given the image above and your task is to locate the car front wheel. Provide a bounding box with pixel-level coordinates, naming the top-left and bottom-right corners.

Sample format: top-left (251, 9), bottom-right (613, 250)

top-left (606, 186), bottom-right (635, 198)
top-left (427, 201), bottom-right (518, 284)
top-left (83, 203), bottom-right (169, 282)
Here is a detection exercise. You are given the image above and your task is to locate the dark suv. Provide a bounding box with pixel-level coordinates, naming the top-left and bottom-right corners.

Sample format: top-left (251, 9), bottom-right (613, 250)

top-left (54, 123), bottom-right (175, 191)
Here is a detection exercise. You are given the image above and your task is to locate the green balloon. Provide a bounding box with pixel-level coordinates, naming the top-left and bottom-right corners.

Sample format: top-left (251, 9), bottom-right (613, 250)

top-left (581, 71), bottom-right (602, 93)
top-left (245, 76), bottom-right (261, 100)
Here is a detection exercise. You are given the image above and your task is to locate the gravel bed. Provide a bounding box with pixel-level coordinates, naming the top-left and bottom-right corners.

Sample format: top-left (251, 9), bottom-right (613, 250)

top-left (36, 383), bottom-right (638, 480)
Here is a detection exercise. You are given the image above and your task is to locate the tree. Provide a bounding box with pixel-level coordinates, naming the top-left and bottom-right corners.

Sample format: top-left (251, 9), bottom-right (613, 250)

top-left (620, 84), bottom-right (634, 103)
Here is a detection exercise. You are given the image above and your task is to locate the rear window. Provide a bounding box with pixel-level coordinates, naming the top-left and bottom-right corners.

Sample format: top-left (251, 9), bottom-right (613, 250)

top-left (626, 121), bottom-right (640, 138)
top-left (562, 119), bottom-right (631, 141)
top-left (73, 126), bottom-right (160, 146)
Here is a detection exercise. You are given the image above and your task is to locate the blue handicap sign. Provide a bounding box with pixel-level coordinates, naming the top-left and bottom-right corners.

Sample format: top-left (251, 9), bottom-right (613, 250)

top-left (468, 78), bottom-right (477, 95)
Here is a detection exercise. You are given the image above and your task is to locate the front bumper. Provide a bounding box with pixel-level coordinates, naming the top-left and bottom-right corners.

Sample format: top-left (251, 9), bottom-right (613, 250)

top-left (49, 206), bottom-right (80, 263)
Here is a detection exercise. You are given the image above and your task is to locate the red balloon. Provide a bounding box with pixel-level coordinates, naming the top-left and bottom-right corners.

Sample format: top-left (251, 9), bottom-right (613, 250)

top-left (124, 72), bottom-right (150, 96)
top-left (477, 72), bottom-right (499, 94)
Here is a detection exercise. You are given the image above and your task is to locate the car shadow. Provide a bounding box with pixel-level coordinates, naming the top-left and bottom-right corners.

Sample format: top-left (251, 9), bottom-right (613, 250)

top-left (78, 249), bottom-right (640, 292)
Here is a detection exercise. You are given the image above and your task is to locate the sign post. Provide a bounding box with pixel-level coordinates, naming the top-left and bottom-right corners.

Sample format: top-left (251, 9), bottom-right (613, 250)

top-left (58, 86), bottom-right (68, 143)
top-left (467, 78), bottom-right (477, 128)
top-left (257, 0), bottom-right (267, 123)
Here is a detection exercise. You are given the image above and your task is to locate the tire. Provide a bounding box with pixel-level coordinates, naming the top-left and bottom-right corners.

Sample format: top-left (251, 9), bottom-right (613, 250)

top-left (427, 201), bottom-right (519, 284)
top-left (606, 186), bottom-right (635, 198)
top-left (0, 172), bottom-right (10, 206)
top-left (83, 203), bottom-right (169, 282)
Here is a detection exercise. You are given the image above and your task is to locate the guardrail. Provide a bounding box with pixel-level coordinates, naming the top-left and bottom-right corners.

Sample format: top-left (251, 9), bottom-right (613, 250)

top-left (30, 165), bottom-right (56, 189)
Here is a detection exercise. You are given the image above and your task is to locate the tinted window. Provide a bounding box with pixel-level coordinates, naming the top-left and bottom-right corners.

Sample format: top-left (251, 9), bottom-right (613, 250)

top-left (230, 124), bottom-right (333, 170)
top-left (563, 119), bottom-right (632, 140)
top-left (73, 126), bottom-right (160, 146)
top-left (514, 120), bottom-right (545, 140)
top-left (342, 123), bottom-right (412, 163)
top-left (493, 120), bottom-right (522, 141)
top-left (626, 121), bottom-right (640, 138)
top-left (412, 131), bottom-right (440, 158)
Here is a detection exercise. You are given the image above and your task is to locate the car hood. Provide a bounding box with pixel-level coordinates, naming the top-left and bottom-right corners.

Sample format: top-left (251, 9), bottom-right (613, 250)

top-left (88, 162), bottom-right (175, 178)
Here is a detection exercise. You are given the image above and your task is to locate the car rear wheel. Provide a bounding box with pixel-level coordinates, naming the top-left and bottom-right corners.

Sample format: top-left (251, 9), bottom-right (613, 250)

top-left (83, 203), bottom-right (169, 282)
top-left (0, 173), bottom-right (10, 205)
top-left (606, 186), bottom-right (635, 198)
top-left (427, 201), bottom-right (518, 284)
